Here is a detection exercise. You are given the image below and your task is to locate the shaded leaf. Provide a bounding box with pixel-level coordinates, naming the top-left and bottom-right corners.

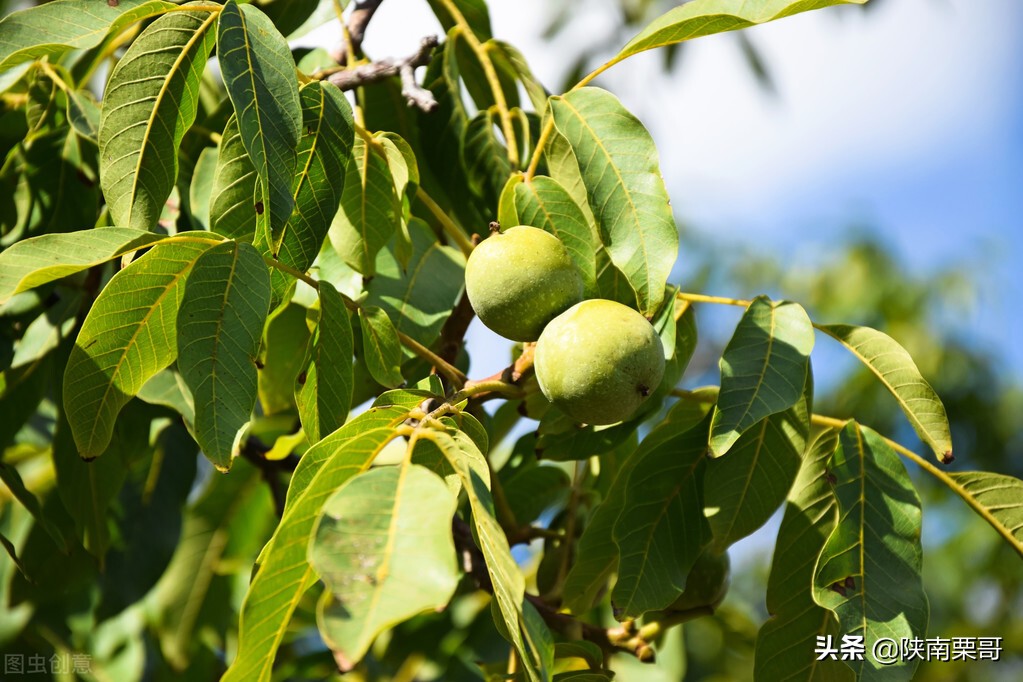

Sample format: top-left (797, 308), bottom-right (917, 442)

top-left (754, 428), bottom-right (853, 682)
top-left (711, 296), bottom-right (814, 456)
top-left (562, 396), bottom-right (712, 614)
top-left (611, 412), bottom-right (712, 618)
top-left (812, 422), bottom-right (929, 682)
top-left (358, 305), bottom-right (403, 389)
top-left (311, 463), bottom-right (459, 664)
top-left (297, 281), bottom-right (354, 443)
top-left (0, 0), bottom-right (175, 72)
top-left (426, 0), bottom-right (493, 41)
top-left (0, 461), bottom-right (69, 553)
top-left (366, 219), bottom-right (465, 354)
top-left (705, 371), bottom-right (812, 552)
top-left (217, 0), bottom-right (302, 248)
top-left (209, 115), bottom-right (257, 241)
top-left (463, 108), bottom-right (511, 208)
top-left (271, 82), bottom-right (354, 298)
top-left (148, 459), bottom-right (271, 670)
top-left (548, 87), bottom-right (677, 314)
top-left (98, 6), bottom-right (217, 230)
top-left (224, 404), bottom-right (411, 682)
top-left (256, 300), bottom-right (310, 416)
top-left (817, 323), bottom-right (952, 461)
top-left (177, 241), bottom-right (271, 470)
top-left (62, 238), bottom-right (215, 458)
top-left (328, 135), bottom-right (402, 276)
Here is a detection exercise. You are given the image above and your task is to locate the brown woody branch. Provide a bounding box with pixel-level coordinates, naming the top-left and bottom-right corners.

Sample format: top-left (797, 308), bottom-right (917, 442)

top-left (331, 0), bottom-right (385, 65)
top-left (326, 36), bottom-right (439, 112)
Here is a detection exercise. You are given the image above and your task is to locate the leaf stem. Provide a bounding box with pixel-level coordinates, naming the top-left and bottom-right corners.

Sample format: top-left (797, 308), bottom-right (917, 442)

top-left (439, 0), bottom-right (519, 167)
top-left (396, 330), bottom-right (468, 387)
top-left (415, 187), bottom-right (474, 256)
top-left (454, 378), bottom-right (524, 401)
top-left (675, 291), bottom-right (752, 307)
top-left (262, 256), bottom-right (320, 290)
top-left (809, 415), bottom-right (1023, 559)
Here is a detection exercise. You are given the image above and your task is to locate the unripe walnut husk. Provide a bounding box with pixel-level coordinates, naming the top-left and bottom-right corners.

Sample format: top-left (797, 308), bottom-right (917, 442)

top-left (534, 299), bottom-right (665, 425)
top-left (464, 225), bottom-right (583, 342)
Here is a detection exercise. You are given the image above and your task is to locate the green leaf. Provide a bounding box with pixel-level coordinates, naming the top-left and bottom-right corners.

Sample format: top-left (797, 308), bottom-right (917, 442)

top-left (611, 412), bottom-right (712, 618)
top-left (562, 399), bottom-right (712, 613)
top-left (816, 323), bottom-right (952, 462)
top-left (138, 368), bottom-right (195, 431)
top-left (358, 305), bottom-right (404, 389)
top-left (432, 428), bottom-right (547, 682)
top-left (297, 282), bottom-right (354, 443)
top-left (328, 136), bottom-right (402, 276)
top-left (0, 224), bottom-right (156, 302)
top-left (503, 465), bottom-right (571, 527)
top-left (0, 0), bottom-right (175, 72)
top-left (705, 372), bottom-right (811, 552)
top-left (188, 145), bottom-right (218, 230)
top-left (547, 87), bottom-right (677, 315)
top-left (754, 428), bottom-right (853, 682)
top-left (98, 7), bottom-right (217, 230)
top-left (256, 299), bottom-right (310, 415)
top-left (812, 422), bottom-right (929, 682)
top-left (488, 40), bottom-right (548, 112)
top-left (500, 174), bottom-right (599, 297)
top-left (611, 0), bottom-right (867, 68)
top-left (366, 219), bottom-right (465, 354)
top-left (0, 461), bottom-right (69, 554)
top-left (945, 472), bottom-right (1023, 559)
top-left (19, 124), bottom-right (101, 236)
top-left (463, 108), bottom-right (511, 208)
top-left (224, 404), bottom-right (411, 682)
top-left (62, 238), bottom-right (215, 458)
top-left (710, 296), bottom-right (814, 457)
top-left (66, 87), bottom-right (101, 144)
top-left (271, 82), bottom-right (354, 298)
top-left (177, 241), bottom-right (271, 471)
top-left (426, 0), bottom-right (493, 41)
top-left (149, 459), bottom-right (270, 670)
top-left (217, 0), bottom-right (302, 249)
top-left (311, 463), bottom-right (459, 664)
top-left (209, 115), bottom-right (258, 241)
top-left (415, 33), bottom-right (488, 234)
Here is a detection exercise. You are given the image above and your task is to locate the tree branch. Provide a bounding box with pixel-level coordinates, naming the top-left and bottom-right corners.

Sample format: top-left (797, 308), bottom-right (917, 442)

top-left (326, 36), bottom-right (439, 112)
top-left (450, 516), bottom-right (660, 663)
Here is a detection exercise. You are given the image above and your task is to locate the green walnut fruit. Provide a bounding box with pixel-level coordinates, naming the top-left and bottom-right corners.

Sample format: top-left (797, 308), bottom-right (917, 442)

top-left (464, 225), bottom-right (583, 342)
top-left (669, 550), bottom-right (731, 612)
top-left (534, 299), bottom-right (665, 425)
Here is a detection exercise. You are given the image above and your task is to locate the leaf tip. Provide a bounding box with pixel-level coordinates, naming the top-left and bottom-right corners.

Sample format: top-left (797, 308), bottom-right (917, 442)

top-left (941, 450), bottom-right (955, 465)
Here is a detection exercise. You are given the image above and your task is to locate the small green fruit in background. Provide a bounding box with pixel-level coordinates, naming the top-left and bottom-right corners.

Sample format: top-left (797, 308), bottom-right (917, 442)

top-left (464, 225), bottom-right (583, 342)
top-left (669, 550), bottom-right (731, 612)
top-left (534, 299), bottom-right (665, 425)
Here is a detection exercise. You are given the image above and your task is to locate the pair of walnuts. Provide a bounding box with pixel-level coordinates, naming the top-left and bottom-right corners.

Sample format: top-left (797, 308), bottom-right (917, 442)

top-left (464, 226), bottom-right (665, 425)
